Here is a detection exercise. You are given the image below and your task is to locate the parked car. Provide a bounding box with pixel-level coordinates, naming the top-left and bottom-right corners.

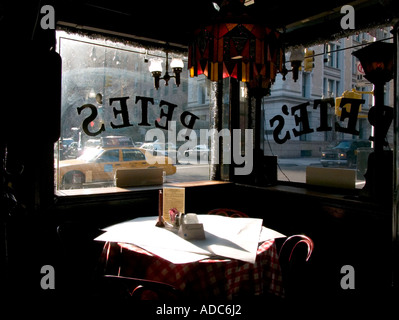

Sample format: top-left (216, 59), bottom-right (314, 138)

top-left (59, 138), bottom-right (76, 160)
top-left (84, 139), bottom-right (101, 149)
top-left (141, 142), bottom-right (179, 159)
top-left (100, 135), bottom-right (135, 147)
top-left (58, 146), bottom-right (176, 189)
top-left (63, 141), bottom-right (83, 159)
top-left (61, 138), bottom-right (74, 149)
top-left (184, 145), bottom-right (211, 162)
top-left (320, 140), bottom-right (372, 167)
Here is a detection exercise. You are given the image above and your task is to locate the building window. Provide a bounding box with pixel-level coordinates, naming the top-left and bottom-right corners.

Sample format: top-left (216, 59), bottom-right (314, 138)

top-left (352, 56), bottom-right (357, 75)
top-left (324, 42), bottom-right (341, 68)
top-left (327, 79), bottom-right (335, 97)
top-left (324, 43), bottom-right (334, 67)
top-left (335, 45), bottom-right (341, 68)
top-left (302, 72), bottom-right (310, 98)
top-left (335, 81), bottom-right (341, 98)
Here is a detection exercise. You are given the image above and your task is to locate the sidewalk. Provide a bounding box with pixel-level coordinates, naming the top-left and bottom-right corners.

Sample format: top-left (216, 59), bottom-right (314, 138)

top-left (277, 157), bottom-right (321, 167)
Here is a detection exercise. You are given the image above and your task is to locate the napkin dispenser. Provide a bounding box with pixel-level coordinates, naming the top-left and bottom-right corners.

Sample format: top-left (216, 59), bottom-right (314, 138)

top-left (178, 213), bottom-right (205, 240)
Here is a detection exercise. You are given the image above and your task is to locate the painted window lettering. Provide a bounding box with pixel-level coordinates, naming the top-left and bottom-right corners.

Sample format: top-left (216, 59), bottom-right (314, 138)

top-left (77, 96), bottom-right (199, 137)
top-left (269, 97), bottom-right (366, 144)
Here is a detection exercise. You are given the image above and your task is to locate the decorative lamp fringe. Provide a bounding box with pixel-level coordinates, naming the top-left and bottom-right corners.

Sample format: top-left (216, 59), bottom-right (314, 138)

top-left (188, 23), bottom-right (283, 88)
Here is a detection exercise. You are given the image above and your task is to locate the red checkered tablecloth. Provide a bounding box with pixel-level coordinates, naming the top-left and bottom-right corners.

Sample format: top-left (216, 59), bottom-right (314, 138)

top-left (109, 239), bottom-right (284, 299)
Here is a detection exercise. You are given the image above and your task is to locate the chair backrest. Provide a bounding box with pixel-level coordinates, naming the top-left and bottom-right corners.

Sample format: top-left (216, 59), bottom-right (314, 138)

top-left (279, 234), bottom-right (314, 262)
top-left (207, 208), bottom-right (248, 218)
top-left (278, 234), bottom-right (314, 299)
top-left (101, 275), bottom-right (182, 301)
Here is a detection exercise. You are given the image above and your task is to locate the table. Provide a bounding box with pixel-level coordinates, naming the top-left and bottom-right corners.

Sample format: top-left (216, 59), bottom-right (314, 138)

top-left (96, 215), bottom-right (285, 299)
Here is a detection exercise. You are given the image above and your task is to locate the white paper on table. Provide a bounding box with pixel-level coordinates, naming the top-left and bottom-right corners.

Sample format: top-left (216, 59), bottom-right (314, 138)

top-left (194, 215), bottom-right (263, 264)
top-left (95, 215), bottom-right (285, 264)
top-left (259, 226), bottom-right (286, 242)
top-left (96, 217), bottom-right (212, 259)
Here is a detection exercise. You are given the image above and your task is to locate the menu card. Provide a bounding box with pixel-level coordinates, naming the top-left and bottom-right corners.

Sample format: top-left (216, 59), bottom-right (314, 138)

top-left (162, 187), bottom-right (185, 223)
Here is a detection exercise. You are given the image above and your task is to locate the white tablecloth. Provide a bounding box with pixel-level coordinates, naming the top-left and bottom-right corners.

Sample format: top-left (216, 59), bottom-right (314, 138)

top-left (95, 215), bottom-right (285, 264)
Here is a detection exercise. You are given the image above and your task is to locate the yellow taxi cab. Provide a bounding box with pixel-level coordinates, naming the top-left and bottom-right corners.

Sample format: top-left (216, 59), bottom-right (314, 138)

top-left (58, 145), bottom-right (176, 189)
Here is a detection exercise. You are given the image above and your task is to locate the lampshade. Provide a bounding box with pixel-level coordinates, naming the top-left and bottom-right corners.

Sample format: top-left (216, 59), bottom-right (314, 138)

top-left (352, 42), bottom-right (394, 84)
top-left (289, 47), bottom-right (305, 62)
top-left (188, 0), bottom-right (283, 88)
top-left (149, 59), bottom-right (163, 73)
top-left (170, 58), bottom-right (184, 70)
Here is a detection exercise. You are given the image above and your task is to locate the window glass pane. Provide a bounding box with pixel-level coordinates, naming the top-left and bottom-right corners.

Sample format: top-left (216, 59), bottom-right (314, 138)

top-left (263, 27), bottom-right (394, 189)
top-left (55, 31), bottom-right (211, 190)
top-left (122, 149), bottom-right (146, 161)
top-left (97, 150), bottom-right (120, 162)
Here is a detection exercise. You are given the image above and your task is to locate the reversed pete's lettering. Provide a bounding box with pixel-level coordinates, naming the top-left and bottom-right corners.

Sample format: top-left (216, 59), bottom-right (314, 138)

top-left (78, 94), bottom-right (391, 154)
top-left (269, 97), bottom-right (368, 144)
top-left (77, 95), bottom-right (199, 136)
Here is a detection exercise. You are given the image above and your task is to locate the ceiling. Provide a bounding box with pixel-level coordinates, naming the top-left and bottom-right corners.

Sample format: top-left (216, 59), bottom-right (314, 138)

top-left (56, 0), bottom-right (399, 48)
top-left (2, 0), bottom-right (399, 50)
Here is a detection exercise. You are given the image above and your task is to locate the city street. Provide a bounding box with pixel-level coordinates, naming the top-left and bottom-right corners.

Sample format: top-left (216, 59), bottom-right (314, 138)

top-left (167, 163), bottom-right (210, 183)
top-left (167, 157), bottom-right (365, 189)
top-left (62, 157), bottom-right (365, 188)
top-left (277, 157), bottom-right (366, 188)
top-left (277, 158), bottom-right (321, 183)
top-left (168, 158), bottom-right (321, 184)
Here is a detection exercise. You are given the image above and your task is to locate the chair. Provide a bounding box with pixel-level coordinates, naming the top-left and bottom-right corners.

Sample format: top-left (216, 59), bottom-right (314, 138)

top-left (100, 275), bottom-right (182, 301)
top-left (56, 222), bottom-right (105, 296)
top-left (278, 234), bottom-right (314, 299)
top-left (207, 208), bottom-right (248, 218)
top-left (279, 234), bottom-right (314, 262)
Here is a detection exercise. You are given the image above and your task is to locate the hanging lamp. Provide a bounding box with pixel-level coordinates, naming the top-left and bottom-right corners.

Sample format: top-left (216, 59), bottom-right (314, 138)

top-left (188, 0), bottom-right (283, 90)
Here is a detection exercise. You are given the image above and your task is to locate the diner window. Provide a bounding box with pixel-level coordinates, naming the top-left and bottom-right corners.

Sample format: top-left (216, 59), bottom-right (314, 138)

top-left (263, 28), bottom-right (394, 190)
top-left (55, 30), bottom-right (211, 191)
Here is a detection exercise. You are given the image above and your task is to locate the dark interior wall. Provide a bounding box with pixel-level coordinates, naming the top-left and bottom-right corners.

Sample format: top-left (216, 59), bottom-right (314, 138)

top-left (233, 184), bottom-right (392, 301)
top-left (4, 182), bottom-right (238, 301)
